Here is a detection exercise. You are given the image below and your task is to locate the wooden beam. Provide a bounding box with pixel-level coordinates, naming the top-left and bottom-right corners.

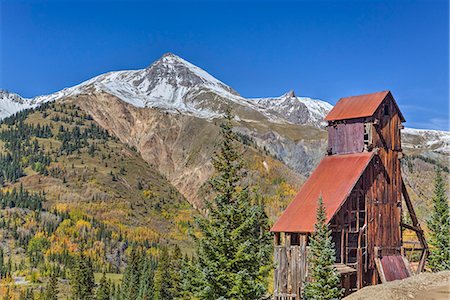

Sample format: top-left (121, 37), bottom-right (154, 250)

top-left (402, 179), bottom-right (429, 272)
top-left (357, 248), bottom-right (363, 289)
top-left (373, 246), bottom-right (385, 285)
top-left (400, 222), bottom-right (423, 233)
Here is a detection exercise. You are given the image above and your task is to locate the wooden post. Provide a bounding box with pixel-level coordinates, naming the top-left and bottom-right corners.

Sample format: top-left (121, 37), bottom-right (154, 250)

top-left (285, 233), bottom-right (292, 295)
top-left (402, 180), bottom-right (428, 272)
top-left (274, 232), bottom-right (281, 299)
top-left (373, 247), bottom-right (387, 283)
top-left (357, 248), bottom-right (363, 289)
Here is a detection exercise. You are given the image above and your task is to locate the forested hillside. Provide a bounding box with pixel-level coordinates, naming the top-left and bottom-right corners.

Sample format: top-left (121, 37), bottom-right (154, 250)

top-left (0, 103), bottom-right (197, 298)
top-left (0, 102), bottom-right (302, 298)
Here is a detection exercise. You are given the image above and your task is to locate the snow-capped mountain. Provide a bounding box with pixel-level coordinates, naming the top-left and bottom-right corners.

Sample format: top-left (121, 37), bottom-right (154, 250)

top-left (1, 52), bottom-right (449, 155)
top-left (252, 90), bottom-right (333, 127)
top-left (0, 90), bottom-right (35, 119)
top-left (402, 127), bottom-right (450, 155)
top-left (0, 53), bottom-right (331, 125)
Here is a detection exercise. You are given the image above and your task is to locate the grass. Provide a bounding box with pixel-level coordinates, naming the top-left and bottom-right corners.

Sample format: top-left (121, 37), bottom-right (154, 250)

top-left (94, 272), bottom-right (123, 284)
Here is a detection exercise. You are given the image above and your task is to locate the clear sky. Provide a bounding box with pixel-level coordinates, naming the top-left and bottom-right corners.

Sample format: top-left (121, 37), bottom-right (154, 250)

top-left (1, 0), bottom-right (448, 130)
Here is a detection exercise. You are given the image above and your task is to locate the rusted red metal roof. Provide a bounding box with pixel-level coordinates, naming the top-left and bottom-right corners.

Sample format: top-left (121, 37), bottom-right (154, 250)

top-left (271, 152), bottom-right (374, 233)
top-left (325, 90), bottom-right (405, 122)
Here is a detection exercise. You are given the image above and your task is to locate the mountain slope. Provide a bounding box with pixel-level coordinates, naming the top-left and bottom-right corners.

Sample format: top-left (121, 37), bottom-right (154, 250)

top-left (70, 91), bottom-right (304, 215)
top-left (251, 90), bottom-right (333, 127)
top-left (1, 52), bottom-right (448, 223)
top-left (0, 53), bottom-right (330, 125)
top-left (0, 102), bottom-right (195, 243)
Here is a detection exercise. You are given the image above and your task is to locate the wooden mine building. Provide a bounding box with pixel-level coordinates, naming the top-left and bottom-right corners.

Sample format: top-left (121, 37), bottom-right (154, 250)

top-left (271, 91), bottom-right (428, 299)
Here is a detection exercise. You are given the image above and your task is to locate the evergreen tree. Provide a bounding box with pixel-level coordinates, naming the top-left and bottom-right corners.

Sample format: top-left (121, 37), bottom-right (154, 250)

top-left (18, 288), bottom-right (34, 300)
top-left (179, 255), bottom-right (202, 299)
top-left (96, 272), bottom-right (111, 300)
top-left (0, 247), bottom-right (5, 278)
top-left (427, 168), bottom-right (450, 271)
top-left (170, 245), bottom-right (183, 299)
top-left (44, 269), bottom-right (59, 300)
top-left (154, 247), bottom-right (173, 300)
top-left (115, 284), bottom-right (122, 300)
top-left (121, 247), bottom-right (141, 300)
top-left (70, 250), bottom-right (95, 300)
top-left (138, 255), bottom-right (156, 300)
top-left (194, 113), bottom-right (272, 300)
top-left (304, 197), bottom-right (342, 300)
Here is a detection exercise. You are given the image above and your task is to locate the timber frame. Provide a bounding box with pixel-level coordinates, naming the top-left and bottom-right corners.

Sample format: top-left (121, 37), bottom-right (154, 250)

top-left (400, 180), bottom-right (429, 272)
top-left (271, 91), bottom-right (428, 299)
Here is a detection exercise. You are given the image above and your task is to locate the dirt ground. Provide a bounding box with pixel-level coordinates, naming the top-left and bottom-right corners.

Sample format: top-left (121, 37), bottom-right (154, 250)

top-left (344, 271), bottom-right (450, 300)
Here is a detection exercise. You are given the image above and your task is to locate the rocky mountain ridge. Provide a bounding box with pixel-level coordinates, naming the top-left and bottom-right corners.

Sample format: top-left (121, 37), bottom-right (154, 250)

top-left (1, 53), bottom-right (448, 213)
top-left (0, 53), bottom-right (333, 127)
top-left (1, 53), bottom-right (448, 146)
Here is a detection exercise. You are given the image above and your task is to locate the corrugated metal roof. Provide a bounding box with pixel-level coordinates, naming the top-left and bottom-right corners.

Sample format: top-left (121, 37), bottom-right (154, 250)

top-left (325, 91), bottom-right (405, 122)
top-left (271, 152), bottom-right (374, 233)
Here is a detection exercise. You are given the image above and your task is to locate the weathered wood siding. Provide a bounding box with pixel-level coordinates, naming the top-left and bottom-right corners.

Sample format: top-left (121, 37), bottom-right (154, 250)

top-left (274, 234), bottom-right (308, 299)
top-left (328, 94), bottom-right (403, 285)
top-left (327, 120), bottom-right (365, 154)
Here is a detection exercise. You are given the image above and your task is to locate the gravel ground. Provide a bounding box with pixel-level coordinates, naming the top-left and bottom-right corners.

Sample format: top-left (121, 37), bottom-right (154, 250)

top-left (344, 271), bottom-right (450, 300)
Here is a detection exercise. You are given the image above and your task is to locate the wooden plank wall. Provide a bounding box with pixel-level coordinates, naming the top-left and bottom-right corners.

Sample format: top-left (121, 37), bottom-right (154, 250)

top-left (365, 96), bottom-right (403, 283)
top-left (274, 234), bottom-right (308, 300)
top-left (327, 120), bottom-right (365, 155)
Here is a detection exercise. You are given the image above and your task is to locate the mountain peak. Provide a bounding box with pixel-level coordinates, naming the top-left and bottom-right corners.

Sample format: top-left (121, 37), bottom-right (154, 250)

top-left (159, 52), bottom-right (184, 62)
top-left (155, 52), bottom-right (193, 67)
top-left (282, 90), bottom-right (296, 98)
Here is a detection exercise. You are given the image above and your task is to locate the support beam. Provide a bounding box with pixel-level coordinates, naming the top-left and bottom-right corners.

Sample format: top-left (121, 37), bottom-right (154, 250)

top-left (400, 222), bottom-right (422, 233)
top-left (402, 179), bottom-right (428, 272)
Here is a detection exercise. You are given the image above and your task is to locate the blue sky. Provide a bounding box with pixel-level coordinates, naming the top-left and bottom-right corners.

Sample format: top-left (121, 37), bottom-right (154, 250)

top-left (1, 0), bottom-right (448, 130)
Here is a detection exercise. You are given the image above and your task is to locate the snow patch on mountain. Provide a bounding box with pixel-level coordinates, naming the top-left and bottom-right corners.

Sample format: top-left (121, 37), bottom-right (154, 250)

top-left (402, 127), bottom-right (450, 154)
top-left (3, 52), bottom-right (449, 158)
top-left (0, 53), bottom-right (331, 125)
top-left (251, 90), bottom-right (333, 127)
top-left (0, 90), bottom-right (34, 119)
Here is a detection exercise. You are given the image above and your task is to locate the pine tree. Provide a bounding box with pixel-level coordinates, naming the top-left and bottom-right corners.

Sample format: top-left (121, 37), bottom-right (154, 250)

top-left (96, 272), bottom-right (111, 300)
top-left (70, 250), bottom-right (95, 300)
top-left (194, 113), bottom-right (272, 300)
top-left (0, 247), bottom-right (5, 278)
top-left (154, 247), bottom-right (173, 300)
top-left (138, 255), bottom-right (156, 300)
top-left (179, 255), bottom-right (202, 299)
top-left (170, 245), bottom-right (183, 299)
top-left (19, 288), bottom-right (34, 300)
top-left (304, 197), bottom-right (342, 300)
top-left (44, 269), bottom-right (59, 300)
top-left (427, 168), bottom-right (450, 271)
top-left (121, 247), bottom-right (141, 300)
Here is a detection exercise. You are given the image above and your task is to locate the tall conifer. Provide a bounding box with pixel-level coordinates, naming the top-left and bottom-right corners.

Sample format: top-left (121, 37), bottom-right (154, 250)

top-left (154, 247), bottom-right (173, 300)
top-left (70, 250), bottom-right (95, 300)
top-left (44, 268), bottom-right (59, 300)
top-left (194, 113), bottom-right (272, 299)
top-left (304, 197), bottom-right (342, 300)
top-left (427, 168), bottom-right (450, 271)
top-left (121, 247), bottom-right (141, 300)
top-left (137, 255), bottom-right (156, 300)
top-left (96, 272), bottom-right (110, 300)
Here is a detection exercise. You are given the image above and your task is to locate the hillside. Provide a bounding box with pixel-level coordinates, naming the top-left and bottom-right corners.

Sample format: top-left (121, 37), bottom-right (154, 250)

top-left (0, 52), bottom-right (449, 299)
top-left (0, 53), bottom-right (448, 225)
top-left (0, 98), bottom-right (303, 255)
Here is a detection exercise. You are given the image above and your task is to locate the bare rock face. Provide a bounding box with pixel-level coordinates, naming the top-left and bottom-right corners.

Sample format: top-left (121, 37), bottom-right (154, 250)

top-left (72, 91), bottom-right (324, 208)
top-left (1, 52), bottom-right (448, 217)
top-left (74, 92), bottom-right (217, 209)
